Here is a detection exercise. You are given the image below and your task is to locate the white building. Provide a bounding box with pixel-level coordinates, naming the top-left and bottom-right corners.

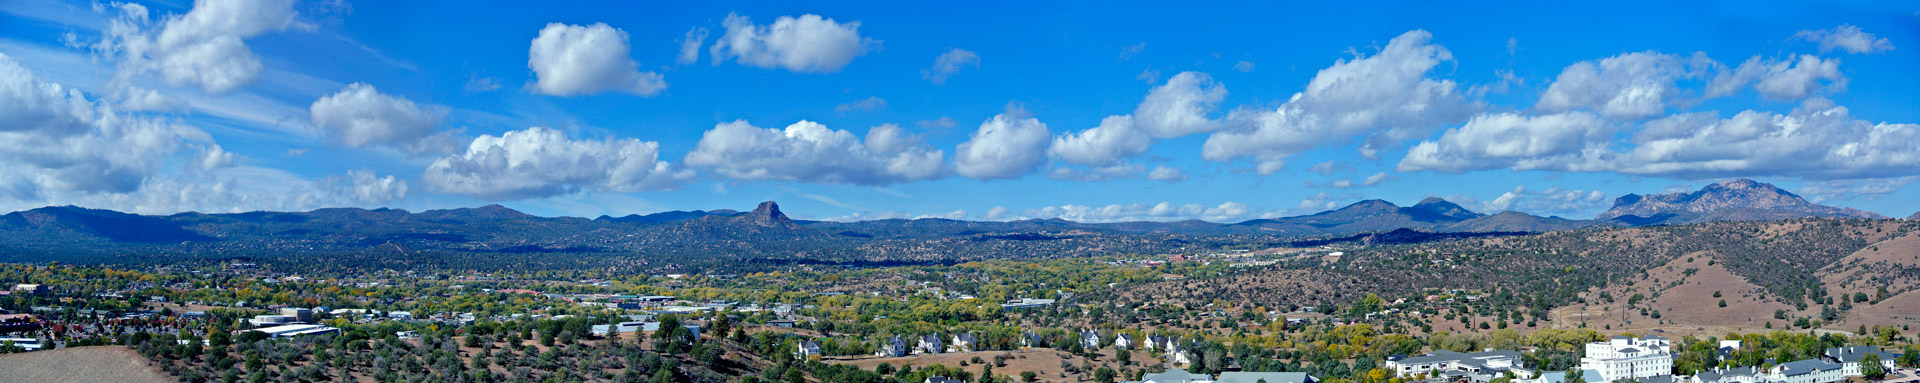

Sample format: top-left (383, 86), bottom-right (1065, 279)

top-left (0, 337), bottom-right (44, 351)
top-left (1765, 359), bottom-right (1846, 383)
top-left (1580, 336), bottom-right (1673, 382)
top-left (1115, 333), bottom-right (1135, 350)
top-left (250, 324), bottom-right (340, 338)
top-left (1387, 350), bottom-right (1528, 378)
top-left (1823, 346), bottom-right (1897, 377)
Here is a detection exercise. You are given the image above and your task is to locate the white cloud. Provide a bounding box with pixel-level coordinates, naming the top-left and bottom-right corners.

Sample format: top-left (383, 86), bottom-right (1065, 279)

top-left (309, 82), bottom-right (456, 155)
top-left (916, 209), bottom-right (967, 220)
top-left (320, 168), bottom-right (408, 205)
top-left (834, 96), bottom-right (887, 113)
top-left (1797, 177), bottom-right (1915, 203)
top-left (682, 120), bottom-right (945, 185)
top-left (0, 53), bottom-right (229, 199)
top-left (1307, 161), bottom-right (1353, 175)
top-left (1049, 71), bottom-right (1225, 166)
top-left (677, 26), bottom-right (710, 65)
top-left (1289, 192), bottom-right (1363, 214)
top-left (1793, 24), bottom-right (1895, 54)
top-left (92, 0), bottom-right (311, 93)
top-left (918, 117), bottom-right (957, 129)
top-left (1023, 201), bottom-right (1254, 223)
top-left (1707, 55), bottom-right (1844, 100)
top-left (923, 48), bottom-right (978, 84)
top-left (1401, 99), bottom-right (1920, 182)
top-left (955, 111), bottom-right (1051, 179)
top-left (1613, 100), bottom-right (1920, 180)
top-left (823, 210), bottom-right (911, 222)
top-left (1203, 30), bottom-right (1473, 174)
top-left (423, 127), bottom-right (693, 199)
top-left (1145, 166), bottom-right (1188, 183)
top-left (1397, 111), bottom-right (1613, 173)
top-left (1439, 186), bottom-right (1608, 216)
top-left (528, 22), bottom-right (667, 96)
top-left (1235, 60), bottom-right (1255, 72)
top-left (709, 13), bottom-right (878, 73)
top-left (983, 206), bottom-right (1011, 220)
top-left (1309, 172), bottom-right (1397, 188)
top-left (1047, 164), bottom-right (1146, 182)
top-left (1533, 51), bottom-right (1711, 120)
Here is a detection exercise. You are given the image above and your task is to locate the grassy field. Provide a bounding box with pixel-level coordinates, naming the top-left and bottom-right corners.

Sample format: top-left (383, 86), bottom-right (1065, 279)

top-left (0, 346), bottom-right (173, 383)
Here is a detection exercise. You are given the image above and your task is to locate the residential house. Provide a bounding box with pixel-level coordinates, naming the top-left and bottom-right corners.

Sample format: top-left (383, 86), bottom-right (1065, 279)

top-left (1081, 330), bottom-right (1101, 350)
top-left (926, 377), bottom-right (967, 383)
top-left (916, 334), bottom-right (944, 355)
top-left (1021, 332), bottom-right (1041, 349)
top-left (951, 333), bottom-right (977, 352)
top-left (796, 341), bottom-right (822, 359)
top-left (10, 284), bottom-right (49, 296)
top-left (1580, 336), bottom-right (1673, 382)
top-left (1115, 333), bottom-right (1136, 350)
top-left (877, 336), bottom-right (908, 357)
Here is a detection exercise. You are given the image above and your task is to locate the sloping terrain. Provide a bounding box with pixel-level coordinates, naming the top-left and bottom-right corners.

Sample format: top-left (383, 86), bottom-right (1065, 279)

top-left (0, 346), bottom-right (173, 383)
top-left (1552, 254), bottom-right (1794, 334)
top-left (1820, 231), bottom-right (1920, 296)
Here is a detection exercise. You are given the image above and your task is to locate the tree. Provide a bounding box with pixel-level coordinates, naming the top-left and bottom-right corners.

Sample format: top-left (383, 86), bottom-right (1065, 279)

top-left (1717, 300), bottom-right (1727, 308)
top-left (1566, 368), bottom-right (1585, 383)
top-left (1861, 353), bottom-right (1886, 380)
top-left (1094, 367), bottom-right (1117, 383)
top-left (1021, 371), bottom-right (1038, 383)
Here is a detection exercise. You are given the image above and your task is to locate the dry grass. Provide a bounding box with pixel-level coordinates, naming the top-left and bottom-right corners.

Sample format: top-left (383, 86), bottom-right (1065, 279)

top-left (831, 347), bottom-right (1160, 383)
top-left (1549, 254), bottom-right (1796, 338)
top-left (0, 346), bottom-right (173, 383)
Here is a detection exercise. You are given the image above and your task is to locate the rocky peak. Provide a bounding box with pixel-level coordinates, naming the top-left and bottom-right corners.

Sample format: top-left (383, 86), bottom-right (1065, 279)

top-left (747, 201), bottom-right (791, 227)
top-left (1596, 178), bottom-right (1882, 224)
top-left (1411, 197), bottom-right (1484, 220)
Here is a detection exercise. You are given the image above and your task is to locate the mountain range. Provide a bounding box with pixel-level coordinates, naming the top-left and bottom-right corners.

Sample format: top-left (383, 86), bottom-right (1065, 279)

top-left (0, 179), bottom-right (1895, 266)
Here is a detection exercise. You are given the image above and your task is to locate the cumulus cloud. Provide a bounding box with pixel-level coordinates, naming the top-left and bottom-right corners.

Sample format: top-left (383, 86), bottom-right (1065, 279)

top-left (683, 121), bottom-right (945, 185)
top-left (1049, 71), bottom-right (1226, 166)
top-left (1398, 111), bottom-right (1613, 173)
top-left (309, 82), bottom-right (458, 155)
top-left (1797, 177), bottom-right (1915, 203)
top-left (1533, 52), bottom-right (1712, 120)
top-left (319, 169), bottom-right (408, 205)
top-left (423, 127), bottom-right (693, 199)
top-left (923, 48), bottom-right (979, 84)
top-left (1707, 55), bottom-right (1845, 100)
top-left (0, 53), bottom-right (230, 200)
top-left (917, 209), bottom-right (968, 220)
top-left (1793, 24), bottom-right (1895, 54)
top-left (955, 111), bottom-right (1051, 180)
top-left (528, 22), bottom-right (666, 96)
top-left (834, 96), bottom-right (886, 113)
top-left (92, 0), bottom-right (311, 93)
top-left (1307, 161), bottom-right (1354, 175)
top-left (1290, 192), bottom-right (1363, 214)
top-left (677, 27), bottom-right (710, 65)
top-left (983, 206), bottom-right (1011, 220)
top-left (1203, 30), bottom-right (1473, 174)
top-left (1023, 201), bottom-right (1254, 222)
top-left (1401, 98), bottom-right (1920, 182)
top-left (1612, 100), bottom-right (1920, 180)
top-left (709, 13), bottom-right (879, 73)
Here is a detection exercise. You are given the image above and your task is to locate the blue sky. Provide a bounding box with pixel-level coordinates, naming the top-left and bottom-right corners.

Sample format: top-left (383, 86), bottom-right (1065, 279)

top-left (1, 0), bottom-right (1916, 221)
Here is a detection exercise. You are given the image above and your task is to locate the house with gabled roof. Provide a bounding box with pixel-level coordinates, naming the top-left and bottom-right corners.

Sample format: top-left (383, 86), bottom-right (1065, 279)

top-left (916, 334), bottom-right (944, 355)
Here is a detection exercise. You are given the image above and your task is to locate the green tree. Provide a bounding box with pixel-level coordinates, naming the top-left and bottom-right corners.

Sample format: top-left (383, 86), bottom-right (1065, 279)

top-left (1861, 353), bottom-right (1886, 380)
top-left (1094, 367), bottom-right (1117, 383)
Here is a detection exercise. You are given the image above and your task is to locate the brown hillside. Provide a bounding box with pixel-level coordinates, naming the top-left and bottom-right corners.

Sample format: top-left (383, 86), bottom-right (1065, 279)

top-left (0, 346), bottom-right (173, 383)
top-left (1819, 231), bottom-right (1920, 297)
top-left (1834, 290), bottom-right (1920, 330)
top-left (1550, 254), bottom-right (1795, 337)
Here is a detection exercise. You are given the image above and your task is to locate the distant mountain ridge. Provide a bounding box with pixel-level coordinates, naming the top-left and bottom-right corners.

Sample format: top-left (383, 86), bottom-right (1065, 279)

top-left (1596, 179), bottom-right (1884, 226)
top-left (0, 179), bottom-right (1898, 265)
